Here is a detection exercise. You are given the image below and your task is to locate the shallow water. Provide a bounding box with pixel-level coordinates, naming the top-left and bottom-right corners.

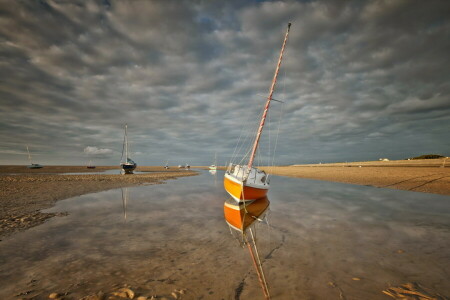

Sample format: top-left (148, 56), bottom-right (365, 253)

top-left (0, 170), bottom-right (449, 299)
top-left (2, 169), bottom-right (152, 175)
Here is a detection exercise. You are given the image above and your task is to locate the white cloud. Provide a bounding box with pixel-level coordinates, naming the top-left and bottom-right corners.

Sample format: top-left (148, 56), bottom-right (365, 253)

top-left (83, 146), bottom-right (114, 156)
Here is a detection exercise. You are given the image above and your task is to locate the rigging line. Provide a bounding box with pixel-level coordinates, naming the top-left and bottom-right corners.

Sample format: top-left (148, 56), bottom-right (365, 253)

top-left (268, 102), bottom-right (271, 168)
top-left (269, 62), bottom-right (288, 174)
top-left (238, 96), bottom-right (269, 167)
top-left (233, 112), bottom-right (257, 166)
top-left (232, 95), bottom-right (265, 165)
top-left (121, 133), bottom-right (126, 163)
top-left (269, 102), bottom-right (284, 176)
top-left (231, 107), bottom-right (253, 164)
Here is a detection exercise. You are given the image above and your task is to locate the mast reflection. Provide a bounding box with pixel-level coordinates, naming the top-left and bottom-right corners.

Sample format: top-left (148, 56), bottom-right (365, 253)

top-left (224, 196), bottom-right (271, 299)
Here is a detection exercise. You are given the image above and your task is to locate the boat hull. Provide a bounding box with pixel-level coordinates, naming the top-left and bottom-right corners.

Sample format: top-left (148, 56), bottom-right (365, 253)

top-left (224, 196), bottom-right (270, 232)
top-left (27, 164), bottom-right (43, 169)
top-left (224, 173), bottom-right (268, 203)
top-left (121, 163), bottom-right (136, 174)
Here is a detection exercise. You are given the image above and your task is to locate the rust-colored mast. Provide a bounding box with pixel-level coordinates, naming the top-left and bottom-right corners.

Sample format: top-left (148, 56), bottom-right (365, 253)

top-left (247, 23), bottom-right (291, 171)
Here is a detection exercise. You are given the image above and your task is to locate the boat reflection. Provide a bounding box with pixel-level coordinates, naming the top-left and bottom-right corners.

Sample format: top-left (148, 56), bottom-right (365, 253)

top-left (121, 187), bottom-right (129, 222)
top-left (224, 196), bottom-right (271, 299)
top-left (224, 196), bottom-right (270, 234)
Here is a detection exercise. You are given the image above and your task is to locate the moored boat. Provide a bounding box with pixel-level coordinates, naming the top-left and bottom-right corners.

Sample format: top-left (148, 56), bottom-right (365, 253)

top-left (87, 160), bottom-right (96, 169)
top-left (26, 146), bottom-right (43, 169)
top-left (209, 153), bottom-right (217, 170)
top-left (224, 23), bottom-right (291, 203)
top-left (120, 124), bottom-right (137, 174)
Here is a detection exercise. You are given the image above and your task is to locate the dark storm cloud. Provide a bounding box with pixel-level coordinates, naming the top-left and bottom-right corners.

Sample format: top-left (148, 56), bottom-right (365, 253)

top-left (0, 0), bottom-right (449, 165)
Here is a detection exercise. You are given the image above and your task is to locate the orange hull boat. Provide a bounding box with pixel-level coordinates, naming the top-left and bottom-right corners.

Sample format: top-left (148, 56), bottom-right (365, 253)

top-left (224, 173), bottom-right (268, 202)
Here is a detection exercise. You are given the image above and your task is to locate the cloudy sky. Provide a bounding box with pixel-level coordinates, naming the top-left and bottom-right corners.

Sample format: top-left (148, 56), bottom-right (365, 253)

top-left (1, 0), bottom-right (449, 166)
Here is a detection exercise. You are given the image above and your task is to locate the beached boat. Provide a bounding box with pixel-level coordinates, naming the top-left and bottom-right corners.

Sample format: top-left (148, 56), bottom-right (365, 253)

top-left (224, 23), bottom-right (291, 203)
top-left (209, 153), bottom-right (217, 170)
top-left (224, 196), bottom-right (271, 299)
top-left (87, 160), bottom-right (96, 169)
top-left (26, 145), bottom-right (43, 169)
top-left (164, 160), bottom-right (169, 169)
top-left (120, 124), bottom-right (137, 174)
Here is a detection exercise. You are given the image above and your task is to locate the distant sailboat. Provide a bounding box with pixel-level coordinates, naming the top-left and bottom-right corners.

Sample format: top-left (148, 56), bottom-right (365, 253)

top-left (224, 196), bottom-right (271, 299)
top-left (120, 124), bottom-right (137, 174)
top-left (87, 160), bottom-right (96, 169)
top-left (209, 153), bottom-right (217, 170)
top-left (164, 160), bottom-right (169, 169)
top-left (26, 146), bottom-right (43, 169)
top-left (224, 23), bottom-right (291, 203)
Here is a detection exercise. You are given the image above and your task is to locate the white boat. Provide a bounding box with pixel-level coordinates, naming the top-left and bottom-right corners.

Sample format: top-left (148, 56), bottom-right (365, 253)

top-left (209, 153), bottom-right (217, 170)
top-left (224, 23), bottom-right (291, 203)
top-left (26, 146), bottom-right (43, 169)
top-left (120, 124), bottom-right (137, 174)
top-left (164, 160), bottom-right (169, 169)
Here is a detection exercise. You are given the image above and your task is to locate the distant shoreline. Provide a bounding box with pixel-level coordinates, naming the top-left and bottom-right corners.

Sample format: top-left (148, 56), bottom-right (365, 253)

top-left (260, 159), bottom-right (449, 196)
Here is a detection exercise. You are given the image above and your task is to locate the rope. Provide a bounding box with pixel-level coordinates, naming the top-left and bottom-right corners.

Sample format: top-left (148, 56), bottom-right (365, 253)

top-left (269, 102), bottom-right (284, 176)
top-left (120, 133), bottom-right (126, 163)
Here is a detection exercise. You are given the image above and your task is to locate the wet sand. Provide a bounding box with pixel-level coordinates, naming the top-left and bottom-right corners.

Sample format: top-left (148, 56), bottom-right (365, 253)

top-left (0, 166), bottom-right (197, 238)
top-left (259, 159), bottom-right (450, 196)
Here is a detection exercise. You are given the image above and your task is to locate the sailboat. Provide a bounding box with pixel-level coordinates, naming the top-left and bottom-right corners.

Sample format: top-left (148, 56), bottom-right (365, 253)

top-left (224, 196), bottom-right (271, 299)
top-left (26, 146), bottom-right (43, 169)
top-left (164, 160), bottom-right (169, 169)
top-left (209, 153), bottom-right (217, 170)
top-left (87, 160), bottom-right (96, 169)
top-left (120, 124), bottom-right (137, 174)
top-left (224, 23), bottom-right (291, 203)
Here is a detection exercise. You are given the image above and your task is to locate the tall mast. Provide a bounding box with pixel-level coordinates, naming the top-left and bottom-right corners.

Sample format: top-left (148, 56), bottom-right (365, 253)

top-left (247, 23), bottom-right (291, 171)
top-left (26, 145), bottom-right (32, 164)
top-left (125, 124), bottom-right (128, 161)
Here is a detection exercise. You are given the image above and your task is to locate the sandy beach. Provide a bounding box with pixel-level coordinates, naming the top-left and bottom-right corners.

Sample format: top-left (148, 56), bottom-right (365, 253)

top-left (0, 166), bottom-right (196, 238)
top-left (258, 159), bottom-right (450, 196)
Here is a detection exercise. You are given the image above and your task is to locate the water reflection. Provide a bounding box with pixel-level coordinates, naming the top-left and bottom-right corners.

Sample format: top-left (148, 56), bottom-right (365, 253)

top-left (209, 169), bottom-right (218, 186)
top-left (224, 197), bottom-right (271, 299)
top-left (121, 187), bottom-right (129, 222)
top-left (0, 171), bottom-right (449, 299)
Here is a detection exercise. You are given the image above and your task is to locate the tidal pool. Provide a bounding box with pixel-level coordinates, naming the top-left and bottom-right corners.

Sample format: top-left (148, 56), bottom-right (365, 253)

top-left (0, 170), bottom-right (448, 299)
